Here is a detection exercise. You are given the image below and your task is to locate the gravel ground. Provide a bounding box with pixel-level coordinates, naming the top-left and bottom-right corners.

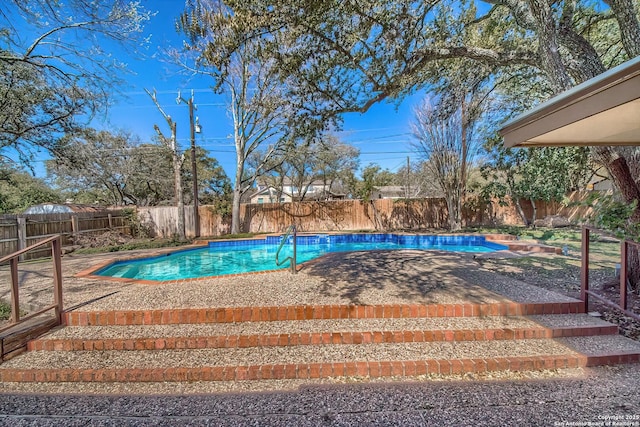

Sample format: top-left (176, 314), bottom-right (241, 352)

top-left (527, 314), bottom-right (615, 328)
top-left (0, 365), bottom-right (638, 426)
top-left (557, 334), bottom-right (640, 353)
top-left (0, 368), bottom-right (587, 396)
top-left (0, 339), bottom-right (579, 370)
top-left (40, 316), bottom-right (545, 340)
top-left (38, 313), bottom-right (611, 341)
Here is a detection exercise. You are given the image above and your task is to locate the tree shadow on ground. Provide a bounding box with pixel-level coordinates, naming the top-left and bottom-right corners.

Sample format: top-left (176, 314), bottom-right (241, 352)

top-left (301, 250), bottom-right (508, 305)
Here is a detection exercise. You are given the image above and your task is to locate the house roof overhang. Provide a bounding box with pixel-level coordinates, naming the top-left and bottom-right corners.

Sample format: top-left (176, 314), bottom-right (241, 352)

top-left (500, 56), bottom-right (640, 148)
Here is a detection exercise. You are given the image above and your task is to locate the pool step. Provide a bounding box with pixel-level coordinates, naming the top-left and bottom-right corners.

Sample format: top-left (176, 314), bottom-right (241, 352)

top-left (28, 314), bottom-right (619, 351)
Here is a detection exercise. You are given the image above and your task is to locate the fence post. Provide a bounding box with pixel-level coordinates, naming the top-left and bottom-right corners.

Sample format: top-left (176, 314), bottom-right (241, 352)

top-left (16, 217), bottom-right (26, 262)
top-left (108, 213), bottom-right (113, 230)
top-left (71, 215), bottom-right (79, 238)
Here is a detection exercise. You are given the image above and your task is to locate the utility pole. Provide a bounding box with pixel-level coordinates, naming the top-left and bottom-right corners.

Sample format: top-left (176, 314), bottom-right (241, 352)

top-left (178, 90), bottom-right (201, 237)
top-left (406, 156), bottom-right (410, 199)
top-left (146, 88), bottom-right (186, 240)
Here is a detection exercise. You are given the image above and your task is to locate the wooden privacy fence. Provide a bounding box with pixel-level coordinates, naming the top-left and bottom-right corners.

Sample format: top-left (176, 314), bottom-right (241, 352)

top-left (140, 192), bottom-right (599, 238)
top-left (0, 210), bottom-right (132, 259)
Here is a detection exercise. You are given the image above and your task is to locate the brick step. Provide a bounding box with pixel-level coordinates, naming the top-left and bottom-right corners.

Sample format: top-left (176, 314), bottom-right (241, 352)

top-left (28, 314), bottom-right (619, 351)
top-left (64, 302), bottom-right (584, 326)
top-left (3, 336), bottom-right (640, 383)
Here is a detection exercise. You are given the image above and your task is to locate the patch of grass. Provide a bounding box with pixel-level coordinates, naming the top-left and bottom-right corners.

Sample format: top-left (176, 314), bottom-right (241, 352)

top-left (0, 299), bottom-right (11, 321)
top-left (470, 226), bottom-right (620, 274)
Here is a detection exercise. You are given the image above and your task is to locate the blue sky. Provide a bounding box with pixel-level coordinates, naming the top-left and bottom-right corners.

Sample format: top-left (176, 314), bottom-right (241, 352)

top-left (96, 0), bottom-right (424, 182)
top-left (19, 1), bottom-right (422, 181)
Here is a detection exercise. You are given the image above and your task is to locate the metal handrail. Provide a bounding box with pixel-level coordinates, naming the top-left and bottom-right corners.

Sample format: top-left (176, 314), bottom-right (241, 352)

top-left (0, 235), bottom-right (64, 332)
top-left (581, 225), bottom-right (640, 322)
top-left (275, 224), bottom-right (297, 274)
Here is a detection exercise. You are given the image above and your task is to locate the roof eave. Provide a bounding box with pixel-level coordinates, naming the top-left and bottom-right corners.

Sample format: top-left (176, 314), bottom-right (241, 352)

top-left (500, 56), bottom-right (640, 148)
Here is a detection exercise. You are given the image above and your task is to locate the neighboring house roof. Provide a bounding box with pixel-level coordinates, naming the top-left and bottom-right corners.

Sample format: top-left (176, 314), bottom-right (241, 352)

top-left (256, 177), bottom-right (334, 188)
top-left (372, 186), bottom-right (408, 199)
top-left (250, 187), bottom-right (293, 198)
top-left (500, 56), bottom-right (640, 148)
top-left (372, 185), bottom-right (443, 198)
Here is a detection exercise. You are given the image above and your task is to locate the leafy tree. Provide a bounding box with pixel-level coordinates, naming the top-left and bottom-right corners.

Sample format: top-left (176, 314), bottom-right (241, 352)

top-left (194, 0), bottom-right (640, 285)
top-left (47, 129), bottom-right (231, 209)
top-left (0, 1), bottom-right (150, 163)
top-left (0, 162), bottom-right (61, 213)
top-left (194, 0), bottom-right (640, 216)
top-left (270, 134), bottom-right (359, 201)
top-left (481, 137), bottom-right (593, 225)
top-left (313, 135), bottom-right (360, 199)
top-left (47, 128), bottom-right (143, 206)
top-left (182, 147), bottom-right (233, 216)
top-left (355, 164), bottom-right (394, 230)
top-left (393, 160), bottom-right (444, 199)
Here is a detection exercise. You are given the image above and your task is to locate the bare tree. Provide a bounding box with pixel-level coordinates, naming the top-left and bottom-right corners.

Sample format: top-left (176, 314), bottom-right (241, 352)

top-left (411, 100), bottom-right (479, 231)
top-left (146, 89), bottom-right (186, 240)
top-left (178, 2), bottom-right (294, 234)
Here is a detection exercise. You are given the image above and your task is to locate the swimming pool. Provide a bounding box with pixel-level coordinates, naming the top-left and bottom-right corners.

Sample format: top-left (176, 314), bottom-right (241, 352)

top-left (95, 233), bottom-right (508, 281)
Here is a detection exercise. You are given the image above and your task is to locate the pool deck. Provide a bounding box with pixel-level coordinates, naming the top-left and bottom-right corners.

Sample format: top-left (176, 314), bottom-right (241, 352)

top-left (2, 245), bottom-right (572, 317)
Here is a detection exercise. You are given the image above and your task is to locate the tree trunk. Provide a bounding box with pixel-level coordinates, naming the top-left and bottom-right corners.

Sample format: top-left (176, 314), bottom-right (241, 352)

top-left (594, 152), bottom-right (640, 290)
top-left (446, 195), bottom-right (462, 231)
top-left (231, 158), bottom-right (244, 235)
top-left (173, 152), bottom-right (185, 240)
top-left (530, 198), bottom-right (538, 226)
top-left (608, 156), bottom-right (640, 291)
top-left (604, 0), bottom-right (640, 58)
top-left (370, 200), bottom-right (382, 231)
top-left (528, 0), bottom-right (574, 92)
top-left (514, 198), bottom-right (530, 227)
top-left (231, 186), bottom-right (242, 235)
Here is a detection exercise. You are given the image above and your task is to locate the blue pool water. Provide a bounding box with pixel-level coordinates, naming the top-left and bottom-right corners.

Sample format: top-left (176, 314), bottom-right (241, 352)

top-left (96, 234), bottom-right (508, 281)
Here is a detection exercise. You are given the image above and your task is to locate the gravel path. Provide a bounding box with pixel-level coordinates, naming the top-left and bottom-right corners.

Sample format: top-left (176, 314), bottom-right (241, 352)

top-left (0, 365), bottom-right (638, 426)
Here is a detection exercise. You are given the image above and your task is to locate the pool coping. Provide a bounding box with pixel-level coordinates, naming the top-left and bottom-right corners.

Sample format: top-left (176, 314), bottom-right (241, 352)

top-left (74, 233), bottom-right (560, 285)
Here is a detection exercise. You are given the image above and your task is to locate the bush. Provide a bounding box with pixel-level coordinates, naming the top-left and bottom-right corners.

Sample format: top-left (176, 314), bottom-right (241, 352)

top-left (584, 193), bottom-right (640, 241)
top-left (0, 299), bottom-right (11, 321)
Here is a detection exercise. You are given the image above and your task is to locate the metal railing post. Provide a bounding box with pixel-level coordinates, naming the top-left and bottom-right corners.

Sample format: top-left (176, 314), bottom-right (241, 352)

top-left (621, 240), bottom-right (628, 310)
top-left (580, 226), bottom-right (589, 313)
top-left (275, 224), bottom-right (297, 274)
top-left (9, 258), bottom-right (19, 323)
top-left (291, 226), bottom-right (297, 274)
top-left (52, 236), bottom-right (64, 325)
